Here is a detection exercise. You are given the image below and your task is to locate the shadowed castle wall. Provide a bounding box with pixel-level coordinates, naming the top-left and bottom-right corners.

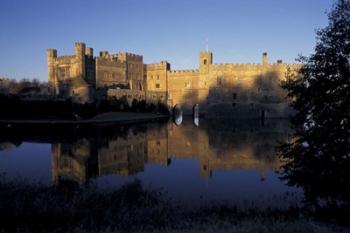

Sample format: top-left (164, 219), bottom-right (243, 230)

top-left (107, 89), bottom-right (145, 106)
top-left (117, 53), bottom-right (144, 91)
top-left (167, 51), bottom-right (301, 116)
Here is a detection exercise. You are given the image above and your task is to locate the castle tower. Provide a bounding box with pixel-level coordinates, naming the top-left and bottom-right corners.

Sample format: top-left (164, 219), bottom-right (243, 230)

top-left (85, 47), bottom-right (93, 57)
top-left (262, 52), bottom-right (268, 66)
top-left (199, 51), bottom-right (213, 74)
top-left (47, 49), bottom-right (58, 94)
top-left (75, 42), bottom-right (86, 78)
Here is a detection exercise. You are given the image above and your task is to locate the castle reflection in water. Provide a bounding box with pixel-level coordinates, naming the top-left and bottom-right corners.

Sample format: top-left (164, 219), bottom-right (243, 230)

top-left (51, 118), bottom-right (291, 184)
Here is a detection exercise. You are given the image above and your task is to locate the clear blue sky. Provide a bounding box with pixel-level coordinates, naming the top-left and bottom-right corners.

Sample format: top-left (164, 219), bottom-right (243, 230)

top-left (0, 0), bottom-right (334, 81)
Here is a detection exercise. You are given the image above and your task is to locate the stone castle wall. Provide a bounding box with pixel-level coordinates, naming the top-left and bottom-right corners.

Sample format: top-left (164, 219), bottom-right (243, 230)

top-left (48, 42), bottom-right (301, 117)
top-left (95, 54), bottom-right (126, 88)
top-left (47, 43), bottom-right (95, 103)
top-left (107, 89), bottom-right (145, 106)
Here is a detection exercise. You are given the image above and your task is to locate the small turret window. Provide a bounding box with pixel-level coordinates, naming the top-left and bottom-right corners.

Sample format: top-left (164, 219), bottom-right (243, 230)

top-left (203, 59), bottom-right (207, 65)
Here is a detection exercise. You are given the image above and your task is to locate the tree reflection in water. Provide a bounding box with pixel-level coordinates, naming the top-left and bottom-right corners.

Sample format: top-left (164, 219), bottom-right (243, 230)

top-left (278, 137), bottom-right (350, 225)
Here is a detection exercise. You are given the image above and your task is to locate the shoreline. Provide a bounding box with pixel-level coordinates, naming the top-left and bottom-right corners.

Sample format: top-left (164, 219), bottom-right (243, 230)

top-left (0, 112), bottom-right (169, 125)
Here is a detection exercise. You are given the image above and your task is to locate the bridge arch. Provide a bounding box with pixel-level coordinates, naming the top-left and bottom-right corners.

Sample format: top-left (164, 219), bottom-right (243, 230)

top-left (173, 104), bottom-right (183, 126)
top-left (193, 104), bottom-right (199, 117)
top-left (193, 104), bottom-right (199, 127)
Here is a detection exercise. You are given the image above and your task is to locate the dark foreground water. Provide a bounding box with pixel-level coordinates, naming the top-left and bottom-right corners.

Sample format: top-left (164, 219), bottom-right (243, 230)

top-left (0, 118), bottom-right (301, 207)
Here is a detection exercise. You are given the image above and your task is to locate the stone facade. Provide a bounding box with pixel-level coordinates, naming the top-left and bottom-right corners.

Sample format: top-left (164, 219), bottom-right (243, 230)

top-left (47, 43), bottom-right (95, 103)
top-left (48, 42), bottom-right (300, 117)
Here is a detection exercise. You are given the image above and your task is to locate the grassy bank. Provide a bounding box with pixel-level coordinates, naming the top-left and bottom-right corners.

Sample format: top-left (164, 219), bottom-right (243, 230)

top-left (0, 177), bottom-right (346, 233)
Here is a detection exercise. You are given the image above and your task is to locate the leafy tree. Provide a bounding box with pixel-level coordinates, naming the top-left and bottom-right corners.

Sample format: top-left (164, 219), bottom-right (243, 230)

top-left (279, 0), bottom-right (350, 224)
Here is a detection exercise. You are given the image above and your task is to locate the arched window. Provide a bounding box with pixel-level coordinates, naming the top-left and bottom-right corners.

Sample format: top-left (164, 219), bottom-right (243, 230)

top-left (203, 59), bottom-right (207, 65)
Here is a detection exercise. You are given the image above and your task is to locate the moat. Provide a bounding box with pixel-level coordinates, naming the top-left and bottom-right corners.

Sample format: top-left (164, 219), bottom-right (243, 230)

top-left (0, 118), bottom-right (301, 206)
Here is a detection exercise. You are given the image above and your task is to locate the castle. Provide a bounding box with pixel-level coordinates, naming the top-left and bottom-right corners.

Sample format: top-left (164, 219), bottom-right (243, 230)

top-left (48, 42), bottom-right (300, 117)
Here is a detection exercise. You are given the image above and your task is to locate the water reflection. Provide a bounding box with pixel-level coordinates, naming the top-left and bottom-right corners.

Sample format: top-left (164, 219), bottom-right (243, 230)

top-left (173, 105), bottom-right (183, 126)
top-left (3, 119), bottom-right (289, 182)
top-left (193, 116), bottom-right (199, 127)
top-left (0, 118), bottom-right (294, 202)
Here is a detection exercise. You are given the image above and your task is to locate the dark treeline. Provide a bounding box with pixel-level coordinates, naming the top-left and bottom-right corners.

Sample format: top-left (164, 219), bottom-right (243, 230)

top-left (0, 77), bottom-right (49, 95)
top-left (0, 94), bottom-right (169, 120)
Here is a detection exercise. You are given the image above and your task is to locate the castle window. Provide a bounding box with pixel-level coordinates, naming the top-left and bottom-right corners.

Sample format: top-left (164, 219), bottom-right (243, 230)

top-left (217, 77), bottom-right (222, 86)
top-left (61, 69), bottom-right (65, 78)
top-left (203, 59), bottom-right (207, 65)
top-left (59, 67), bottom-right (69, 79)
top-left (156, 75), bottom-right (160, 80)
top-left (156, 84), bottom-right (160, 89)
top-left (233, 93), bottom-right (237, 100)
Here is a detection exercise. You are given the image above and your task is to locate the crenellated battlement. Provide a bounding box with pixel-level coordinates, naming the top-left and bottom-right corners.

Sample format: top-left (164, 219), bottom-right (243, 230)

top-left (56, 55), bottom-right (76, 59)
top-left (286, 63), bottom-right (303, 68)
top-left (55, 55), bottom-right (76, 64)
top-left (145, 61), bottom-right (170, 70)
top-left (47, 49), bottom-right (57, 58)
top-left (168, 69), bottom-right (199, 74)
top-left (117, 52), bottom-right (143, 62)
top-left (98, 51), bottom-right (121, 60)
top-left (96, 57), bottom-right (125, 67)
top-left (211, 62), bottom-right (300, 71)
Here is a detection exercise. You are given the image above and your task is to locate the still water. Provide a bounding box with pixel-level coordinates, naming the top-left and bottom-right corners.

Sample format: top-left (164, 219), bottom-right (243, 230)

top-left (0, 118), bottom-right (300, 206)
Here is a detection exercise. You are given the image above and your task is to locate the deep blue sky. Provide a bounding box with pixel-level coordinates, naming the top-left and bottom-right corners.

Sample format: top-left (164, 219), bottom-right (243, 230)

top-left (0, 0), bottom-right (333, 81)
